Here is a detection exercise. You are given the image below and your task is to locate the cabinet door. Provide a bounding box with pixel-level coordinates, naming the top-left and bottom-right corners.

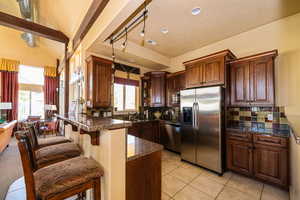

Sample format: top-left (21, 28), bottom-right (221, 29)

top-left (185, 64), bottom-right (203, 88)
top-left (203, 57), bottom-right (225, 86)
top-left (253, 145), bottom-right (288, 187)
top-left (151, 74), bottom-right (166, 107)
top-left (94, 61), bottom-right (112, 107)
top-left (179, 72), bottom-right (186, 89)
top-left (227, 139), bottom-right (253, 176)
top-left (230, 62), bottom-right (251, 106)
top-left (86, 56), bottom-right (112, 108)
top-left (250, 57), bottom-right (274, 106)
top-left (166, 77), bottom-right (174, 107)
top-left (128, 124), bottom-right (140, 138)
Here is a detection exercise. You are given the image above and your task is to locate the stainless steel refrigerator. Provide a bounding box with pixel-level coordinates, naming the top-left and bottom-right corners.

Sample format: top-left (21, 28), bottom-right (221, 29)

top-left (180, 86), bottom-right (223, 174)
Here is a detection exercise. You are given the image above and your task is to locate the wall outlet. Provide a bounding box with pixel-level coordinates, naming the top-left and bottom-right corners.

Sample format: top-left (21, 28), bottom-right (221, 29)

top-left (267, 114), bottom-right (273, 121)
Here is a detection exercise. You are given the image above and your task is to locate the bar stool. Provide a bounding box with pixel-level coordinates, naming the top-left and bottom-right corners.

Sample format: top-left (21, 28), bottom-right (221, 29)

top-left (18, 129), bottom-right (82, 170)
top-left (17, 133), bottom-right (103, 200)
top-left (25, 122), bottom-right (71, 149)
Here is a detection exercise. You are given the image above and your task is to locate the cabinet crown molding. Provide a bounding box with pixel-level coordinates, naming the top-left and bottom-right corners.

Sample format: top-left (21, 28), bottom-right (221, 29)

top-left (229, 49), bottom-right (278, 64)
top-left (183, 49), bottom-right (236, 66)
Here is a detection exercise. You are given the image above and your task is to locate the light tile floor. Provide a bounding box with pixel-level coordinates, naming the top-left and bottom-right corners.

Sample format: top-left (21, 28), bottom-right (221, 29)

top-left (161, 150), bottom-right (289, 200)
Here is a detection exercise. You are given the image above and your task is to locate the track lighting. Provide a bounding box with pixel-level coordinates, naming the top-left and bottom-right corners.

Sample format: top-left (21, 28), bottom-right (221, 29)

top-left (140, 30), bottom-right (145, 37)
top-left (121, 42), bottom-right (126, 49)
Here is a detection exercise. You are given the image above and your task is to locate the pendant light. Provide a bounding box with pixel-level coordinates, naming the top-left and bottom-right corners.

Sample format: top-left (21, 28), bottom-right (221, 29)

top-left (122, 28), bottom-right (128, 52)
top-left (140, 3), bottom-right (147, 46)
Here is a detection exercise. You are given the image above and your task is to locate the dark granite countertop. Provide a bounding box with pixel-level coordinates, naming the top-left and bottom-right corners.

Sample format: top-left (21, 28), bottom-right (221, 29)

top-left (127, 135), bottom-right (163, 161)
top-left (226, 126), bottom-right (290, 138)
top-left (56, 113), bottom-right (132, 132)
top-left (129, 119), bottom-right (181, 126)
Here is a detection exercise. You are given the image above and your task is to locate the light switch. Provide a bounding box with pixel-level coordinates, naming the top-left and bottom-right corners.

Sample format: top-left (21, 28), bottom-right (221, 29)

top-left (267, 114), bottom-right (273, 121)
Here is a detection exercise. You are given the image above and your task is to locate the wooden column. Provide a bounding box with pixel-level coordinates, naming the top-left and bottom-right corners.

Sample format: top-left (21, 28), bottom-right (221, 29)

top-left (64, 45), bottom-right (70, 113)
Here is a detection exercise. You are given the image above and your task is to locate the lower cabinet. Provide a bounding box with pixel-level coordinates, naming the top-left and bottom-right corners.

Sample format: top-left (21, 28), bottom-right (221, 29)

top-left (126, 151), bottom-right (161, 200)
top-left (227, 140), bottom-right (253, 176)
top-left (226, 131), bottom-right (289, 188)
top-left (128, 121), bottom-right (160, 143)
top-left (253, 145), bottom-right (288, 187)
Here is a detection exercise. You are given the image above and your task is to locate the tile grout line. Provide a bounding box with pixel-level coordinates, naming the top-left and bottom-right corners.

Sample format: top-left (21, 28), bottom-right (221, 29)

top-left (214, 172), bottom-right (233, 200)
top-left (168, 168), bottom-right (203, 199)
top-left (260, 184), bottom-right (265, 200)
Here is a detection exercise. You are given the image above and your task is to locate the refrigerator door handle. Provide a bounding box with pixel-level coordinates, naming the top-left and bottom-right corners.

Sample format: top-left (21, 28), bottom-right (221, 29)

top-left (192, 102), bottom-right (196, 128)
top-left (194, 102), bottom-right (199, 128)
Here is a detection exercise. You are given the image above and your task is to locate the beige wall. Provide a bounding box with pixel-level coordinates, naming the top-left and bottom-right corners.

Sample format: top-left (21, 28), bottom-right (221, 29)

top-left (0, 26), bottom-right (58, 67)
top-left (170, 12), bottom-right (300, 117)
top-left (170, 13), bottom-right (300, 199)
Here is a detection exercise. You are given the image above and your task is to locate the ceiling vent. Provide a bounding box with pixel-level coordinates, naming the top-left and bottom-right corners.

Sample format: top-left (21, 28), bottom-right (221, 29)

top-left (17, 0), bottom-right (37, 47)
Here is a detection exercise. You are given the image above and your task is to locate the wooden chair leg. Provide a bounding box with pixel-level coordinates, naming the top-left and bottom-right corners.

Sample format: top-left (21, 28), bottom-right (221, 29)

top-left (93, 178), bottom-right (101, 200)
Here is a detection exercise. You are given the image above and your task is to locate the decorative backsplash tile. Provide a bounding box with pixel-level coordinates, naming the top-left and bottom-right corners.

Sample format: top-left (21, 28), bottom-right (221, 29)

top-left (227, 106), bottom-right (289, 130)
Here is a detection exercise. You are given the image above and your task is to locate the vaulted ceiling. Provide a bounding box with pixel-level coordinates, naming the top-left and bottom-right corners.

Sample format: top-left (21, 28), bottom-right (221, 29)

top-left (0, 0), bottom-right (93, 59)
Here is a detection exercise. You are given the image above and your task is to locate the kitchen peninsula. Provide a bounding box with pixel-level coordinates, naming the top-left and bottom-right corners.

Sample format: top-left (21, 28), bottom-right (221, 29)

top-left (56, 113), bottom-right (163, 200)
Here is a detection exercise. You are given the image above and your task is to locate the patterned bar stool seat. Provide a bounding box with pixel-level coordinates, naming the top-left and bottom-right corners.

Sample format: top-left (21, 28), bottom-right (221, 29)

top-left (18, 128), bottom-right (81, 170)
top-left (17, 133), bottom-right (103, 200)
top-left (25, 121), bottom-right (72, 149)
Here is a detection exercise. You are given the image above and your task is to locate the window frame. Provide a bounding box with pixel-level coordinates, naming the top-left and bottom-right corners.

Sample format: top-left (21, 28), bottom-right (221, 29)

top-left (113, 83), bottom-right (138, 114)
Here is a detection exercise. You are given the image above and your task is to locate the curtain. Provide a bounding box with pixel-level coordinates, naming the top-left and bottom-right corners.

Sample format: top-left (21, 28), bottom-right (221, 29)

top-left (114, 70), bottom-right (140, 86)
top-left (1, 71), bottom-right (19, 121)
top-left (44, 76), bottom-right (58, 105)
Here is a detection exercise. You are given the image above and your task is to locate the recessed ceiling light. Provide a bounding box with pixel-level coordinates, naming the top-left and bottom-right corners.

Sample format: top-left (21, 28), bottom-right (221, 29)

top-left (191, 7), bottom-right (201, 15)
top-left (147, 40), bottom-right (157, 45)
top-left (161, 28), bottom-right (169, 34)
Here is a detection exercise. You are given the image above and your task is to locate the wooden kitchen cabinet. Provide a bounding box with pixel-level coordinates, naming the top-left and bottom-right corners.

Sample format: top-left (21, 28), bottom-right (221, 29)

top-left (184, 50), bottom-right (236, 89)
top-left (230, 50), bottom-right (277, 106)
top-left (143, 71), bottom-right (169, 107)
top-left (128, 121), bottom-right (160, 143)
top-left (253, 145), bottom-right (288, 187)
top-left (227, 139), bottom-right (253, 176)
top-left (86, 56), bottom-right (112, 108)
top-left (226, 131), bottom-right (289, 188)
top-left (167, 71), bottom-right (185, 107)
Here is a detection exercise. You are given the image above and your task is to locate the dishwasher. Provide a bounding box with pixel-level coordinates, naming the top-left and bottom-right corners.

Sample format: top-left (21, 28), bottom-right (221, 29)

top-left (162, 122), bottom-right (181, 153)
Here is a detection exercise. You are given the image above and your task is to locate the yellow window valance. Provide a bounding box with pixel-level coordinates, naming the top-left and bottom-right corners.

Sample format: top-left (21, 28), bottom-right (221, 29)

top-left (0, 58), bottom-right (20, 72)
top-left (44, 66), bottom-right (57, 77)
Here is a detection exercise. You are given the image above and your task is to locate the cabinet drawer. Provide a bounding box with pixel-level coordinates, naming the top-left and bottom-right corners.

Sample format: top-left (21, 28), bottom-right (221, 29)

top-left (253, 134), bottom-right (288, 148)
top-left (227, 131), bottom-right (252, 143)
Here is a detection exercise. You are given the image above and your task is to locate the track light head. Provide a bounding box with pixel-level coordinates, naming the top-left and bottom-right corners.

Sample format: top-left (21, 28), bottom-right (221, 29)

top-left (140, 30), bottom-right (145, 37)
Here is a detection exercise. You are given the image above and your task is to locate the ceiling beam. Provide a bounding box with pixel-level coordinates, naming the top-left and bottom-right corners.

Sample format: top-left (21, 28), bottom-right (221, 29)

top-left (72, 0), bottom-right (110, 51)
top-left (0, 11), bottom-right (69, 44)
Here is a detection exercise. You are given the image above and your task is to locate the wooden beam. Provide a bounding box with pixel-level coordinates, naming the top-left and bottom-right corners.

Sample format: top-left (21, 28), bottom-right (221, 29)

top-left (0, 11), bottom-right (69, 44)
top-left (72, 0), bottom-right (110, 51)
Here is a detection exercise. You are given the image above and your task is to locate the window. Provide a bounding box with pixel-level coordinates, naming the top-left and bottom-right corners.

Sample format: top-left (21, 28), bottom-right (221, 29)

top-left (18, 90), bottom-right (44, 120)
top-left (114, 83), bottom-right (137, 112)
top-left (18, 65), bottom-right (45, 120)
top-left (19, 65), bottom-right (44, 85)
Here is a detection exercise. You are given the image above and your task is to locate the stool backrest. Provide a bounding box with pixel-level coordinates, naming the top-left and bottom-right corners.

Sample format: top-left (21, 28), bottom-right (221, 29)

top-left (15, 132), bottom-right (37, 200)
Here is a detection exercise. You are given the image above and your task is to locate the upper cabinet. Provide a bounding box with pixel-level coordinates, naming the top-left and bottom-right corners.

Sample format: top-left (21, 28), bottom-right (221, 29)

top-left (86, 56), bottom-right (112, 108)
top-left (230, 50), bottom-right (277, 107)
top-left (184, 50), bottom-right (236, 89)
top-left (143, 71), bottom-right (169, 107)
top-left (167, 71), bottom-right (185, 107)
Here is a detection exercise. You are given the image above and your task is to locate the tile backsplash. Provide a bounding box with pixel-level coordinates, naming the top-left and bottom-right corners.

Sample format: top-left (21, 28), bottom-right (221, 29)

top-left (227, 106), bottom-right (289, 130)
